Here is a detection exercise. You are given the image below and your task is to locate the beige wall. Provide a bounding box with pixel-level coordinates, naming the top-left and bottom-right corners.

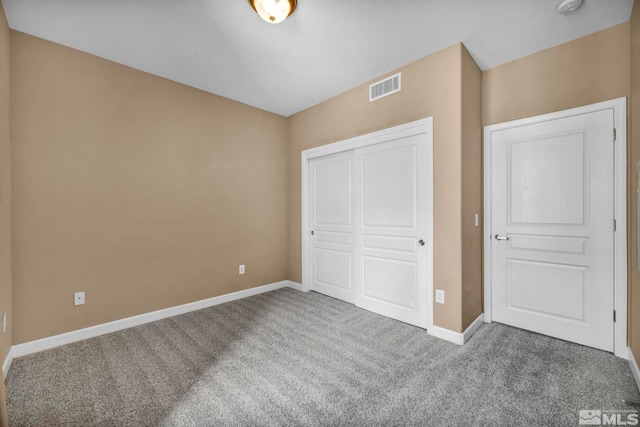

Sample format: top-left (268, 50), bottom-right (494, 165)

top-left (11, 32), bottom-right (289, 344)
top-left (288, 43), bottom-right (483, 332)
top-left (2, 7), bottom-right (635, 358)
top-left (630, 2), bottom-right (640, 366)
top-left (0, 8), bottom-right (635, 424)
top-left (483, 23), bottom-right (630, 127)
top-left (0, 2), bottom-right (11, 425)
top-left (0, 0), bottom-right (11, 358)
top-left (460, 47), bottom-right (483, 328)
top-left (483, 21), bottom-right (631, 347)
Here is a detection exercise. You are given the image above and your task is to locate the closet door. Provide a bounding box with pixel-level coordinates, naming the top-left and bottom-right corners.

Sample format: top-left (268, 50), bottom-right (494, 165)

top-left (309, 151), bottom-right (355, 303)
top-left (306, 119), bottom-right (433, 329)
top-left (354, 135), bottom-right (430, 328)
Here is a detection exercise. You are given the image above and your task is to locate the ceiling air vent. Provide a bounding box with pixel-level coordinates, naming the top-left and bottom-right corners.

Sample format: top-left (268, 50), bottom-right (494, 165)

top-left (369, 72), bottom-right (401, 102)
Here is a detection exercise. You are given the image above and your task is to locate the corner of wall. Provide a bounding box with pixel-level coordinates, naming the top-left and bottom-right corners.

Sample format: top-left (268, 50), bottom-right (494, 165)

top-left (460, 44), bottom-right (483, 330)
top-left (10, 32), bottom-right (289, 343)
top-left (0, 4), bottom-right (12, 426)
top-left (628, 0), bottom-right (640, 369)
top-left (0, 0), bottom-right (13, 371)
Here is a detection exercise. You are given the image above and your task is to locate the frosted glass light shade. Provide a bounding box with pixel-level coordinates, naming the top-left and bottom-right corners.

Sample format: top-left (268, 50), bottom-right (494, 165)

top-left (249, 0), bottom-right (297, 24)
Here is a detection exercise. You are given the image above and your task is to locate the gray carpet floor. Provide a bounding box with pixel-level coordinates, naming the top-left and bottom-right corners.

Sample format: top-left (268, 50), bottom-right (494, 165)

top-left (6, 288), bottom-right (640, 426)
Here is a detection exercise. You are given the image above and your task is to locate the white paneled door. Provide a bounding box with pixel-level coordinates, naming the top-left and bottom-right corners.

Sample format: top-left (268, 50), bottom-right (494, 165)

top-left (310, 151), bottom-right (355, 303)
top-left (354, 135), bottom-right (430, 327)
top-left (490, 109), bottom-right (615, 352)
top-left (308, 124), bottom-right (432, 329)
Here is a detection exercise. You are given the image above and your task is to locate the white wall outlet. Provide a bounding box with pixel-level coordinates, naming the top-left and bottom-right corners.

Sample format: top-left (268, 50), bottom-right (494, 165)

top-left (2, 312), bottom-right (6, 333)
top-left (475, 213), bottom-right (479, 227)
top-left (74, 291), bottom-right (85, 306)
top-left (239, 264), bottom-right (245, 275)
top-left (435, 289), bottom-right (445, 304)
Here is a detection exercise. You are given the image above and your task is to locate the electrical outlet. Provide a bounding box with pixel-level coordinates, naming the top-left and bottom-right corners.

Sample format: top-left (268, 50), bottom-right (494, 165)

top-left (239, 264), bottom-right (245, 275)
top-left (475, 213), bottom-right (479, 227)
top-left (74, 291), bottom-right (85, 306)
top-left (435, 289), bottom-right (445, 304)
top-left (2, 312), bottom-right (6, 333)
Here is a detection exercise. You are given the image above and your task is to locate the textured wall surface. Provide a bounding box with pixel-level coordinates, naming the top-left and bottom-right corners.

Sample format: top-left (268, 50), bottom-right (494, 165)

top-left (10, 32), bottom-right (289, 343)
top-left (0, 3), bottom-right (11, 425)
top-left (483, 23), bottom-right (630, 127)
top-left (288, 44), bottom-right (484, 332)
top-left (629, 3), bottom-right (640, 366)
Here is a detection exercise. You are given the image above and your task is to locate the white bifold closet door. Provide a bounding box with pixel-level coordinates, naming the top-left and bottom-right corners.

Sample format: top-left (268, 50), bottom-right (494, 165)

top-left (310, 133), bottom-right (430, 328)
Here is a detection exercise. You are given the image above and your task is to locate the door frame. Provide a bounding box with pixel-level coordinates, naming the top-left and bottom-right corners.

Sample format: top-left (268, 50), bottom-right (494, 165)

top-left (483, 97), bottom-right (627, 358)
top-left (301, 117), bottom-right (434, 330)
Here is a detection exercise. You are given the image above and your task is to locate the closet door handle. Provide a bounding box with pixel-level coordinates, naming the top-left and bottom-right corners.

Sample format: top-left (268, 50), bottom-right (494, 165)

top-left (418, 239), bottom-right (425, 246)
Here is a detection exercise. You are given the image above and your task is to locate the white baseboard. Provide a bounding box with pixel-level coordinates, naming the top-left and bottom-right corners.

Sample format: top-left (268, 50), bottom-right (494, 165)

top-left (286, 280), bottom-right (303, 291)
top-left (428, 325), bottom-right (463, 345)
top-left (9, 280), bottom-right (301, 364)
top-left (463, 313), bottom-right (485, 343)
top-left (428, 313), bottom-right (484, 345)
top-left (629, 347), bottom-right (640, 393)
top-left (2, 346), bottom-right (13, 379)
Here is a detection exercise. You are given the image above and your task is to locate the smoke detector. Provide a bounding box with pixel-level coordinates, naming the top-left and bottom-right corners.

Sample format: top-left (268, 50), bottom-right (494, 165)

top-left (557, 0), bottom-right (583, 14)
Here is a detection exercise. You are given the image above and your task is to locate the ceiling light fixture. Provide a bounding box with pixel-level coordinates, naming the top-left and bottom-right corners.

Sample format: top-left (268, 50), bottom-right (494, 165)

top-left (556, 0), bottom-right (583, 14)
top-left (249, 0), bottom-right (297, 24)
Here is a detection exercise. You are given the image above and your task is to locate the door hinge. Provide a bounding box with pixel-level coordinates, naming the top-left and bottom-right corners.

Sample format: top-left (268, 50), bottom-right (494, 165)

top-left (614, 310), bottom-right (617, 322)
top-left (613, 219), bottom-right (617, 232)
top-left (614, 128), bottom-right (617, 142)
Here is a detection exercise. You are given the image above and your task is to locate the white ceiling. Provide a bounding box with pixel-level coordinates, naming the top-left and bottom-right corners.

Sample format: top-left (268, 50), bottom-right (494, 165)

top-left (1, 0), bottom-right (634, 117)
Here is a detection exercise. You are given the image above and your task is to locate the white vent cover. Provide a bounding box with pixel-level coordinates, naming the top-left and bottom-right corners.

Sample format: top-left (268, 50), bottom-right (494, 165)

top-left (369, 72), bottom-right (401, 102)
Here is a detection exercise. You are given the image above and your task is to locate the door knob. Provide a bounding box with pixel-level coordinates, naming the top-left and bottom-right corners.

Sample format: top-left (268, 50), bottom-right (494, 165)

top-left (418, 239), bottom-right (425, 246)
top-left (494, 234), bottom-right (509, 241)
top-left (311, 230), bottom-right (315, 236)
